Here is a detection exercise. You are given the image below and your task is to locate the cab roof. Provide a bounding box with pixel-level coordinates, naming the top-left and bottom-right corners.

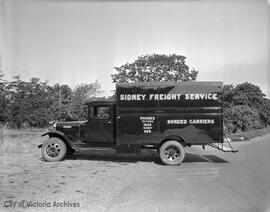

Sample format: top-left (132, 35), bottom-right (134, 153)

top-left (85, 100), bottom-right (115, 106)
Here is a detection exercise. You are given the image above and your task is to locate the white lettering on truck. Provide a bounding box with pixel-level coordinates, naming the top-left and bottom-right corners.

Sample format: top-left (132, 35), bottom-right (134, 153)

top-left (167, 119), bottom-right (215, 124)
top-left (120, 93), bottom-right (218, 101)
top-left (185, 93), bottom-right (217, 100)
top-left (120, 94), bottom-right (146, 101)
top-left (140, 116), bottom-right (155, 134)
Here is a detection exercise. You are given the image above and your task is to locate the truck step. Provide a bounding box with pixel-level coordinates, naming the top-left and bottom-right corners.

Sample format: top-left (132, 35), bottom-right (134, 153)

top-left (208, 143), bottom-right (238, 153)
top-left (208, 134), bottom-right (239, 153)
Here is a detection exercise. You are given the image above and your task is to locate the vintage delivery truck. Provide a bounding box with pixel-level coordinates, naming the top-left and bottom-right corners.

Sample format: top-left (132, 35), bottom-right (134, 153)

top-left (39, 81), bottom-right (237, 165)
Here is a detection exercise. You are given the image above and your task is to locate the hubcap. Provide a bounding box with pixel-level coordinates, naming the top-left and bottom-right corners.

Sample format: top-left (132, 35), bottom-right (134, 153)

top-left (46, 142), bottom-right (61, 158)
top-left (164, 145), bottom-right (180, 161)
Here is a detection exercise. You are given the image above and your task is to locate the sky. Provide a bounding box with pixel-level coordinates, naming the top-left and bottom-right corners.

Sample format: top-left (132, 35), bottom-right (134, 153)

top-left (1, 0), bottom-right (269, 97)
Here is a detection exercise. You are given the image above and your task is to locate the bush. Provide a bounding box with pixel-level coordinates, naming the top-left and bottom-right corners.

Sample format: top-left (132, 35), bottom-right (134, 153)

top-left (224, 105), bottom-right (263, 133)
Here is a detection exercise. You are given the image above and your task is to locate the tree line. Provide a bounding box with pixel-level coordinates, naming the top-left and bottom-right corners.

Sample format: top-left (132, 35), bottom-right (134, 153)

top-left (0, 73), bottom-right (102, 128)
top-left (1, 53), bottom-right (269, 133)
top-left (222, 83), bottom-right (270, 133)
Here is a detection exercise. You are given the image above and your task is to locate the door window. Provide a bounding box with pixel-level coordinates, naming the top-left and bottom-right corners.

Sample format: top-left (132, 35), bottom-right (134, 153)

top-left (90, 106), bottom-right (111, 119)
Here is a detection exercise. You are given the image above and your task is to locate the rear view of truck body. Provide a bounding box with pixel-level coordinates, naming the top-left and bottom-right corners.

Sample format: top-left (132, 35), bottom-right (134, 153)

top-left (116, 81), bottom-right (223, 147)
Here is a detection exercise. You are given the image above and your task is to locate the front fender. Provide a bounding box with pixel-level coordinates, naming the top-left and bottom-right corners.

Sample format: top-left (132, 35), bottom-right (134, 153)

top-left (41, 129), bottom-right (65, 137)
top-left (41, 130), bottom-right (75, 149)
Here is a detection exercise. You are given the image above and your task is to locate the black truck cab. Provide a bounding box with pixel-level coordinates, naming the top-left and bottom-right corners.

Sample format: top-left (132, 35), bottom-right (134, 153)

top-left (40, 81), bottom-right (237, 165)
top-left (84, 101), bottom-right (116, 143)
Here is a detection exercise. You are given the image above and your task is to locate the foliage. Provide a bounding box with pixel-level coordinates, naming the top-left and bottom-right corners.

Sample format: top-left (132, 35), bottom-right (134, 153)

top-left (222, 82), bottom-right (265, 108)
top-left (256, 98), bottom-right (270, 126)
top-left (70, 81), bottom-right (102, 120)
top-left (0, 74), bottom-right (102, 128)
top-left (47, 84), bottom-right (73, 122)
top-left (222, 82), bottom-right (270, 133)
top-left (221, 84), bottom-right (235, 109)
top-left (0, 71), bottom-right (8, 123)
top-left (6, 76), bottom-right (56, 128)
top-left (232, 82), bottom-right (264, 108)
top-left (224, 105), bottom-right (263, 133)
top-left (112, 54), bottom-right (198, 83)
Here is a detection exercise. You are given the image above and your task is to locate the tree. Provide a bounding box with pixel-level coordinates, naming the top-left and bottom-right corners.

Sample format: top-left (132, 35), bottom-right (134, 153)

top-left (6, 76), bottom-right (54, 128)
top-left (0, 72), bottom-right (103, 127)
top-left (222, 82), bottom-right (269, 129)
top-left (259, 98), bottom-right (270, 126)
top-left (224, 105), bottom-right (263, 133)
top-left (0, 71), bottom-right (8, 124)
top-left (48, 84), bottom-right (73, 122)
top-left (232, 82), bottom-right (264, 109)
top-left (70, 81), bottom-right (102, 120)
top-left (111, 54), bottom-right (198, 83)
top-left (6, 75), bottom-right (26, 128)
top-left (221, 84), bottom-right (235, 109)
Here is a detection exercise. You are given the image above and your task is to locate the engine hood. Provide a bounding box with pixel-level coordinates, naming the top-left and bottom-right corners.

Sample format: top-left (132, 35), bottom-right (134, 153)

top-left (56, 121), bottom-right (87, 127)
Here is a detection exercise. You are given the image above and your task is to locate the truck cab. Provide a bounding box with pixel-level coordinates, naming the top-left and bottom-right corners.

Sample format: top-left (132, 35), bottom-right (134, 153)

top-left (83, 101), bottom-right (116, 143)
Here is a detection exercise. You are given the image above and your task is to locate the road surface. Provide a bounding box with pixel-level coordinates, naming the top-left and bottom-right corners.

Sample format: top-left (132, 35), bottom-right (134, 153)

top-left (1, 134), bottom-right (270, 212)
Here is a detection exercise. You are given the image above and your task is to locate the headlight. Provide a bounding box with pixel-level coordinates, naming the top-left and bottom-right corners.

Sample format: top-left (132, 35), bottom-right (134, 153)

top-left (49, 121), bottom-right (57, 129)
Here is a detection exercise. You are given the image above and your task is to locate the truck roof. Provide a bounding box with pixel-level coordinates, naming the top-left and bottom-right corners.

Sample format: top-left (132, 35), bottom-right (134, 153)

top-left (116, 81), bottom-right (223, 88)
top-left (116, 81), bottom-right (223, 94)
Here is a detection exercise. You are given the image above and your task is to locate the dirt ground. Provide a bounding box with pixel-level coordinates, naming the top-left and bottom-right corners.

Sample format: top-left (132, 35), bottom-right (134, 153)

top-left (0, 129), bottom-right (270, 212)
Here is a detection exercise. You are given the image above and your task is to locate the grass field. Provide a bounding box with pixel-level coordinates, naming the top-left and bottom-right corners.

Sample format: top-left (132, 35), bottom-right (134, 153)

top-left (0, 128), bottom-right (47, 154)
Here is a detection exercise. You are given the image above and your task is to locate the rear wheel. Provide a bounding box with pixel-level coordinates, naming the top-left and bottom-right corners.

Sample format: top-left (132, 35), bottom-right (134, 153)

top-left (159, 140), bottom-right (185, 166)
top-left (41, 137), bottom-right (67, 162)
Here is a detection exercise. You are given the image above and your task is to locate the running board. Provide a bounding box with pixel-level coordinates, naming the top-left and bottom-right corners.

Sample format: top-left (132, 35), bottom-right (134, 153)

top-left (75, 146), bottom-right (116, 152)
top-left (208, 134), bottom-right (239, 153)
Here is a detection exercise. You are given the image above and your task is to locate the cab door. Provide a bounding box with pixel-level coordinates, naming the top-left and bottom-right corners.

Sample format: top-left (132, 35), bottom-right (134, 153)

top-left (84, 105), bottom-right (114, 142)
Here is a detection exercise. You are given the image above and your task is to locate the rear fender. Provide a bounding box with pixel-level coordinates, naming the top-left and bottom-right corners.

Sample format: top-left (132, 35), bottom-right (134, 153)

top-left (161, 126), bottom-right (219, 145)
top-left (160, 134), bottom-right (187, 147)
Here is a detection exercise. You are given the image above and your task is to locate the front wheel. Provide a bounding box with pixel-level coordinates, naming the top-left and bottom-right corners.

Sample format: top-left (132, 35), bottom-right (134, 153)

top-left (159, 140), bottom-right (185, 166)
top-left (41, 137), bottom-right (67, 162)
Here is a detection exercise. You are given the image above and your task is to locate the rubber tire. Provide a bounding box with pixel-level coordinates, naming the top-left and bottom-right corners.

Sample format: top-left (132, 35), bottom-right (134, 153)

top-left (159, 140), bottom-right (185, 166)
top-left (41, 137), bottom-right (67, 162)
